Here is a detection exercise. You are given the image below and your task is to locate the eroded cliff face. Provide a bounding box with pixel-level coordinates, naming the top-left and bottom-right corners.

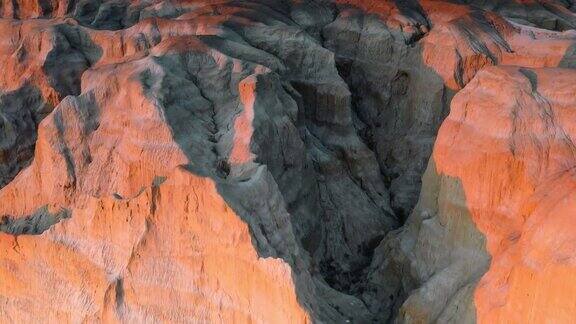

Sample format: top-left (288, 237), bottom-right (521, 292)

top-left (368, 66), bottom-right (576, 323)
top-left (0, 1), bottom-right (574, 323)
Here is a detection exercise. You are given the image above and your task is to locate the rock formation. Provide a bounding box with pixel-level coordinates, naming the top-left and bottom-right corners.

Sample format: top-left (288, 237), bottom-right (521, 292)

top-left (0, 0), bottom-right (574, 323)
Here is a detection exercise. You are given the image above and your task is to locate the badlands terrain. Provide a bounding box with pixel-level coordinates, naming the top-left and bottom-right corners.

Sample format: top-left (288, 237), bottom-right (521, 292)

top-left (0, 0), bottom-right (575, 323)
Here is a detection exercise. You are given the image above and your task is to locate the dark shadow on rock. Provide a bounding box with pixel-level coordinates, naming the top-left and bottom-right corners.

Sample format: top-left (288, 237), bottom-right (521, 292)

top-left (394, 0), bottom-right (430, 29)
top-left (142, 10), bottom-right (573, 318)
top-left (153, 4), bottom-right (462, 322)
top-left (152, 15), bottom-right (391, 320)
top-left (322, 6), bottom-right (453, 223)
top-left (0, 85), bottom-right (49, 188)
top-left (1, 24), bottom-right (102, 190)
top-left (560, 43), bottom-right (576, 68)
top-left (0, 205), bottom-right (70, 236)
top-left (43, 23), bottom-right (103, 98)
top-left (1, 1), bottom-right (566, 322)
top-left (451, 0), bottom-right (576, 31)
top-left (519, 68), bottom-right (538, 90)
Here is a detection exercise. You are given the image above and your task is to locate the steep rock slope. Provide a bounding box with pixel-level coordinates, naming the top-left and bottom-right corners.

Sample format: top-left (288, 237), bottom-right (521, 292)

top-left (371, 67), bottom-right (576, 323)
top-left (0, 0), bottom-right (574, 323)
top-left (0, 2), bottom-right (394, 322)
top-left (324, 0), bottom-right (576, 220)
top-left (0, 39), bottom-right (355, 323)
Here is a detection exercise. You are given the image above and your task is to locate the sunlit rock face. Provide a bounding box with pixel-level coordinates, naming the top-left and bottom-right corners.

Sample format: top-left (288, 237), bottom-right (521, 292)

top-left (370, 66), bottom-right (576, 323)
top-left (451, 66), bottom-right (576, 324)
top-left (0, 1), bottom-right (574, 323)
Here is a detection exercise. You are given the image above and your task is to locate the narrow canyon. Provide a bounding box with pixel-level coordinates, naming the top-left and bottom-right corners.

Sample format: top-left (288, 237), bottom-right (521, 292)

top-left (0, 0), bottom-right (575, 323)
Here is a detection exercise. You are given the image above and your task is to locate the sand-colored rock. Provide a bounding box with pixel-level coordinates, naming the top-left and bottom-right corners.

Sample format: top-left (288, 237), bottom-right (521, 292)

top-left (374, 66), bottom-right (576, 323)
top-left (0, 168), bottom-right (309, 323)
top-left (447, 67), bottom-right (576, 324)
top-left (0, 1), bottom-right (575, 323)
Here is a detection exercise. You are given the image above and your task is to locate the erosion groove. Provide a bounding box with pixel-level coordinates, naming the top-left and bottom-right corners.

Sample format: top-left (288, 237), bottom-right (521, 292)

top-left (0, 1), bottom-right (575, 323)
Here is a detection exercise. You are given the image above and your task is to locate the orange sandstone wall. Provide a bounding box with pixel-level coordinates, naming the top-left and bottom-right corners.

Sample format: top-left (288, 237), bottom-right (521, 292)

top-left (434, 66), bottom-right (576, 323)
